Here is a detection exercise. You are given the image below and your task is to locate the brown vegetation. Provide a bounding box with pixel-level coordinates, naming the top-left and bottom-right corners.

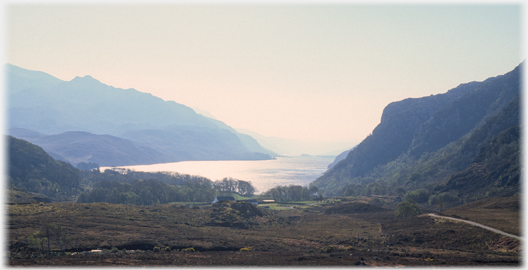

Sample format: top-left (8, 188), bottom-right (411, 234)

top-left (440, 196), bottom-right (520, 236)
top-left (7, 196), bottom-right (520, 266)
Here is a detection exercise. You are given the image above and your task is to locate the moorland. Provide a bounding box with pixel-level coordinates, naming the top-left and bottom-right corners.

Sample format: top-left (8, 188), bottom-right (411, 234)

top-left (7, 195), bottom-right (520, 266)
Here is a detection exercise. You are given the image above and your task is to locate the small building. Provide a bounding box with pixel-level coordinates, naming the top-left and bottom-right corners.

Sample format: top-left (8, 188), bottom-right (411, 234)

top-left (212, 196), bottom-right (236, 205)
top-left (261, 199), bottom-right (275, 204)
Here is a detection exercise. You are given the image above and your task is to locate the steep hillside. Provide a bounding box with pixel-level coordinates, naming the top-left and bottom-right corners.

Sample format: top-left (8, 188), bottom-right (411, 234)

top-left (7, 64), bottom-right (274, 164)
top-left (8, 136), bottom-right (81, 200)
top-left (434, 125), bottom-right (520, 203)
top-left (327, 147), bottom-right (354, 169)
top-left (313, 63), bottom-right (521, 203)
top-left (317, 82), bottom-right (480, 185)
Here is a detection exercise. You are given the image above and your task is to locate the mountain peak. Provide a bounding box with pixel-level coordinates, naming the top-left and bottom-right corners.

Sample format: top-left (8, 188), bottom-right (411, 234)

top-left (70, 75), bottom-right (102, 84)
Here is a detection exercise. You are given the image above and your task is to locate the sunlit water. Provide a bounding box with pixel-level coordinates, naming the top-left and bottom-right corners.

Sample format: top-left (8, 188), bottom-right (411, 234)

top-left (101, 156), bottom-right (334, 194)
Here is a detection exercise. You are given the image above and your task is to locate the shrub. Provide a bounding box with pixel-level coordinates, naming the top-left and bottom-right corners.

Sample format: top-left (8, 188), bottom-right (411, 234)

top-left (163, 246), bottom-right (171, 252)
top-left (153, 246), bottom-right (161, 252)
top-left (110, 246), bottom-right (119, 253)
top-left (429, 192), bottom-right (459, 206)
top-left (182, 247), bottom-right (195, 252)
top-left (428, 195), bottom-right (439, 206)
top-left (405, 188), bottom-right (430, 203)
top-left (370, 197), bottom-right (383, 206)
top-left (394, 199), bottom-right (421, 218)
top-left (239, 247), bottom-right (252, 251)
top-left (438, 192), bottom-right (459, 203)
top-left (27, 232), bottom-right (47, 255)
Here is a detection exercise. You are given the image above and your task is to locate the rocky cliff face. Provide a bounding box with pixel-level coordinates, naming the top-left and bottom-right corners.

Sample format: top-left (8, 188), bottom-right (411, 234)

top-left (313, 63), bottom-right (521, 198)
top-left (408, 66), bottom-right (520, 157)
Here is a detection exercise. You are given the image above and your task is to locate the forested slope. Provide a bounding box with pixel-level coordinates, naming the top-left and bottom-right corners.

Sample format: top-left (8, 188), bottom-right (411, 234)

top-left (8, 136), bottom-right (81, 199)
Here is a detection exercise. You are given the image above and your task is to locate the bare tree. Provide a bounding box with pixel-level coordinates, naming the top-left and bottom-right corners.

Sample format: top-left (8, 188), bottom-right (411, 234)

top-left (40, 223), bottom-right (69, 253)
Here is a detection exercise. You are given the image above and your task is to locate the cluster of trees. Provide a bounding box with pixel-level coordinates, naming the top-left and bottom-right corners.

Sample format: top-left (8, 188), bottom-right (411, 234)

top-left (340, 182), bottom-right (392, 197)
top-left (27, 223), bottom-right (69, 255)
top-left (338, 180), bottom-right (461, 211)
top-left (77, 169), bottom-right (257, 205)
top-left (404, 188), bottom-right (430, 203)
top-left (263, 185), bottom-right (321, 203)
top-left (77, 178), bottom-right (217, 205)
top-left (394, 199), bottom-right (421, 218)
top-left (79, 169), bottom-right (213, 188)
top-left (212, 177), bottom-right (255, 197)
top-left (402, 188), bottom-right (459, 210)
top-left (428, 192), bottom-right (459, 207)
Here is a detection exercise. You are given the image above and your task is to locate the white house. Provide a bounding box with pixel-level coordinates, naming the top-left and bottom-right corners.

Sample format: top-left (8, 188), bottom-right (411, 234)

top-left (212, 196), bottom-right (236, 205)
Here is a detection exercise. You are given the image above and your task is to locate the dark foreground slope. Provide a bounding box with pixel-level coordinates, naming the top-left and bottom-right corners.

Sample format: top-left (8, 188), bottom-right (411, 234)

top-left (8, 197), bottom-right (519, 266)
top-left (313, 63), bottom-right (521, 205)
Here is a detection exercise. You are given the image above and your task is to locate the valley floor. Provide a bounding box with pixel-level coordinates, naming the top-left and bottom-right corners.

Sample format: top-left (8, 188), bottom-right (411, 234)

top-left (7, 196), bottom-right (521, 266)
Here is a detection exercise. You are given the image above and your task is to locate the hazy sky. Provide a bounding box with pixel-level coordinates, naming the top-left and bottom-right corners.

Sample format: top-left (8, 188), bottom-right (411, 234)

top-left (5, 3), bottom-right (523, 146)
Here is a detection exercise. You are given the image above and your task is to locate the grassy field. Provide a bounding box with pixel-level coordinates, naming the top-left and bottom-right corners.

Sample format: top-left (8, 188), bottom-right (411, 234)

top-left (7, 196), bottom-right (520, 266)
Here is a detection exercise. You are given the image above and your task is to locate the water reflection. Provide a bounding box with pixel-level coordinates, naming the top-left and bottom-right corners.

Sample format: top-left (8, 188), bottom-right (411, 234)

top-left (102, 156), bottom-right (334, 194)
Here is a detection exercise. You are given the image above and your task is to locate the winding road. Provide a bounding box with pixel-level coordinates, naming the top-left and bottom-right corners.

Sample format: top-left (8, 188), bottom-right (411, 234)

top-left (427, 213), bottom-right (521, 241)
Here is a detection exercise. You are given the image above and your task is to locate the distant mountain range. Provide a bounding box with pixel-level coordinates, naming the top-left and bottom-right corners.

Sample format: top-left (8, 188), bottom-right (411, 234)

top-left (313, 62), bottom-right (521, 206)
top-left (6, 64), bottom-right (276, 167)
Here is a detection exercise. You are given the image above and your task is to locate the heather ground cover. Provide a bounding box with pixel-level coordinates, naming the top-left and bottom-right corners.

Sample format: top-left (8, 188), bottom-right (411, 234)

top-left (7, 196), bottom-right (520, 266)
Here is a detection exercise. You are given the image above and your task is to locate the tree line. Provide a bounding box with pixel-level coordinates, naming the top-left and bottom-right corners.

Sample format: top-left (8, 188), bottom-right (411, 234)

top-left (77, 169), bottom-right (256, 205)
top-left (77, 178), bottom-right (217, 204)
top-left (212, 177), bottom-right (255, 197)
top-left (262, 185), bottom-right (321, 203)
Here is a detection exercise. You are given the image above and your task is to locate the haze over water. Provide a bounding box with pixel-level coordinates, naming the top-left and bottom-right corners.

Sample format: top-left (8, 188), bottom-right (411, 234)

top-left (102, 156), bottom-right (334, 194)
